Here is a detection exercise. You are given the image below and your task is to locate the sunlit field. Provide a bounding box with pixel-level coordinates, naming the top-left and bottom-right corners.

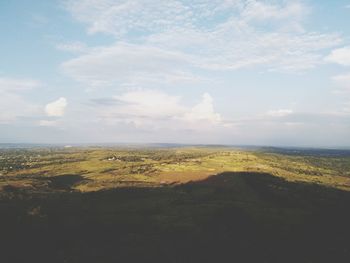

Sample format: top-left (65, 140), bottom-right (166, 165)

top-left (2, 146), bottom-right (350, 192)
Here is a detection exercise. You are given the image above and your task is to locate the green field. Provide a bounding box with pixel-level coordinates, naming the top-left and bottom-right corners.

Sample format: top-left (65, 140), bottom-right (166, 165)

top-left (1, 146), bottom-right (350, 262)
top-left (1, 146), bottom-right (350, 192)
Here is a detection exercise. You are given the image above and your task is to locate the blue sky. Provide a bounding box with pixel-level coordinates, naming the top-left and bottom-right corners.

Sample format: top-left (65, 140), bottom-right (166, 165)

top-left (1, 0), bottom-right (350, 147)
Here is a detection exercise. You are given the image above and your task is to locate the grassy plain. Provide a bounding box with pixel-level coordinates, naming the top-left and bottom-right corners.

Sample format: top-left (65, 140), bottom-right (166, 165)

top-left (1, 146), bottom-right (350, 262)
top-left (1, 146), bottom-right (350, 192)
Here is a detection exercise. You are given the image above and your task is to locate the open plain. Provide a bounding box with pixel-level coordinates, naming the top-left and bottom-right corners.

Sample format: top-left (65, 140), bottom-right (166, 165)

top-left (1, 146), bottom-right (350, 262)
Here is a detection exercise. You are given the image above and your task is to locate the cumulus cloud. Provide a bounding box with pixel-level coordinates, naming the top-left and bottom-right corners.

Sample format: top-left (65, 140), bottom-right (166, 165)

top-left (89, 90), bottom-right (224, 130)
top-left (326, 46), bottom-right (350, 66)
top-left (184, 93), bottom-right (221, 123)
top-left (45, 97), bottom-right (68, 117)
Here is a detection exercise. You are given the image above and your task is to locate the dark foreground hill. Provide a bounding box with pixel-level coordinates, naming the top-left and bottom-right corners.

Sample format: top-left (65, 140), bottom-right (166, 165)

top-left (1, 171), bottom-right (350, 263)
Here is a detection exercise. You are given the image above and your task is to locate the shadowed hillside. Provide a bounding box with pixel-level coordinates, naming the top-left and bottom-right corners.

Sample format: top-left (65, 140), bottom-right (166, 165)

top-left (1, 171), bottom-right (350, 263)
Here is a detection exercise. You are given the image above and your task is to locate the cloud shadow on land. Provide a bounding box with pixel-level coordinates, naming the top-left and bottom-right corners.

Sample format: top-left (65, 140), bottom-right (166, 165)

top-left (1, 172), bottom-right (350, 263)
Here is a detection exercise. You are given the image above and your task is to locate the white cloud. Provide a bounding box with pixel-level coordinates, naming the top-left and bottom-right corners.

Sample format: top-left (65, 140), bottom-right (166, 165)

top-left (114, 89), bottom-right (185, 119)
top-left (326, 46), bottom-right (350, 66)
top-left (64, 0), bottom-right (192, 36)
top-left (64, 0), bottom-right (307, 36)
top-left (89, 90), bottom-right (224, 130)
top-left (332, 73), bottom-right (350, 92)
top-left (56, 41), bottom-right (87, 53)
top-left (241, 1), bottom-right (307, 26)
top-left (0, 77), bottom-right (41, 91)
top-left (0, 93), bottom-right (39, 124)
top-left (266, 109), bottom-right (294, 117)
top-left (0, 77), bottom-right (42, 124)
top-left (343, 102), bottom-right (350, 113)
top-left (39, 120), bottom-right (59, 127)
top-left (62, 33), bottom-right (340, 88)
top-left (45, 97), bottom-right (68, 117)
top-left (61, 0), bottom-right (341, 88)
top-left (62, 43), bottom-right (201, 88)
top-left (184, 93), bottom-right (221, 123)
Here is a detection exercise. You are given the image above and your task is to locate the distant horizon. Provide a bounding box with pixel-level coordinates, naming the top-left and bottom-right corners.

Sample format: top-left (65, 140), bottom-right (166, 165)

top-left (1, 142), bottom-right (350, 151)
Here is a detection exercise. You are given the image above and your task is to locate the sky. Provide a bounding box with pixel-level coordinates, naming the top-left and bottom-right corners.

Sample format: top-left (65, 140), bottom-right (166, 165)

top-left (1, 0), bottom-right (350, 147)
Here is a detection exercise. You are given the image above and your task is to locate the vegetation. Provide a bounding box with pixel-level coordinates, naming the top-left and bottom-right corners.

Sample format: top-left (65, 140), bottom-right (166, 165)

top-left (1, 146), bottom-right (350, 262)
top-left (1, 146), bottom-right (349, 192)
